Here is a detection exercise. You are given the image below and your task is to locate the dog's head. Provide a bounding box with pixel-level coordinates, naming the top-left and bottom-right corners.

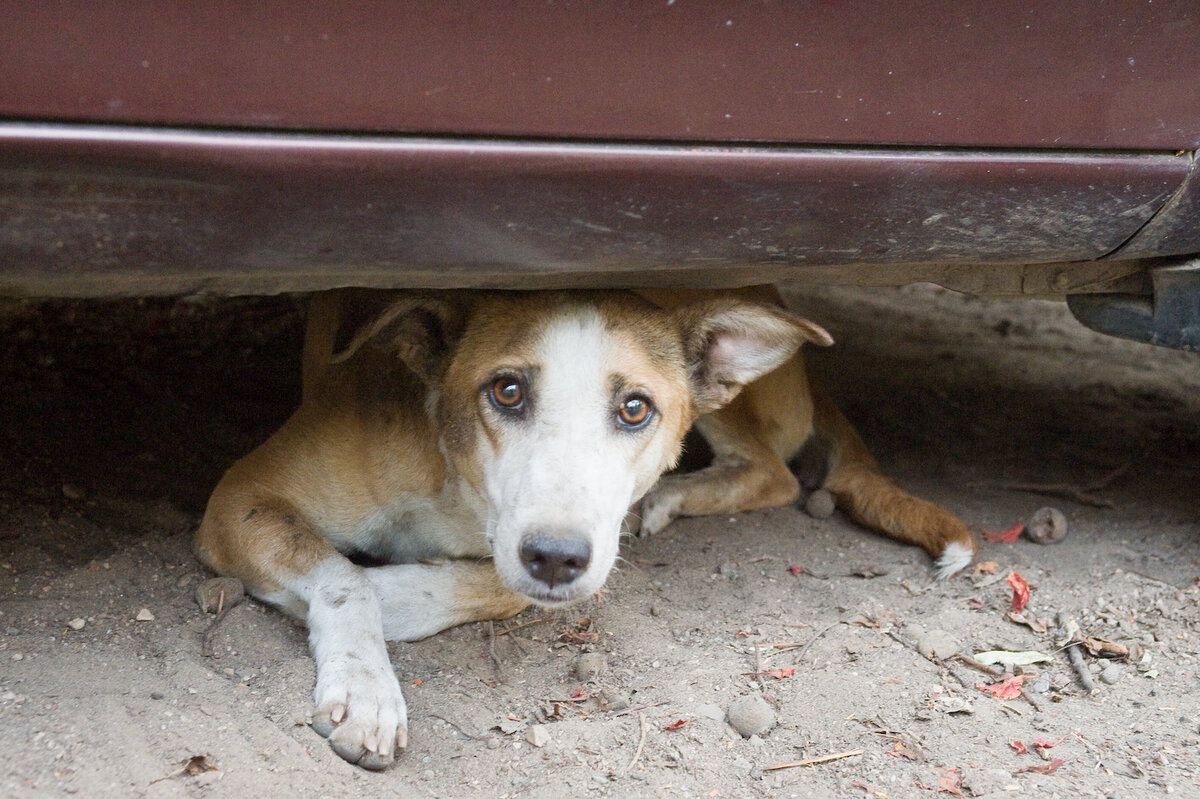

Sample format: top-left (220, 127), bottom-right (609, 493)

top-left (338, 291), bottom-right (831, 606)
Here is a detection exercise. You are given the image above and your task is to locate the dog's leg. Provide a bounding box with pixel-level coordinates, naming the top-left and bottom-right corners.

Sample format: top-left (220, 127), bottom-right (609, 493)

top-left (197, 504), bottom-right (408, 770)
top-left (638, 359), bottom-right (806, 536)
top-left (365, 560), bottom-right (530, 641)
top-left (812, 385), bottom-right (977, 578)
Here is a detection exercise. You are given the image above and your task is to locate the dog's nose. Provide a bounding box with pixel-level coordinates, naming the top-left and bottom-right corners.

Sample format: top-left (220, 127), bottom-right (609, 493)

top-left (519, 533), bottom-right (592, 588)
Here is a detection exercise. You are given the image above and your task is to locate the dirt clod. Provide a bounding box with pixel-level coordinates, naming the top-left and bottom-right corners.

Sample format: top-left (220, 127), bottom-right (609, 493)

top-left (574, 653), bottom-right (606, 681)
top-left (195, 577), bottom-right (246, 614)
top-left (916, 629), bottom-right (959, 660)
top-left (727, 694), bottom-right (775, 738)
top-left (804, 488), bottom-right (836, 520)
top-left (1026, 506), bottom-right (1068, 544)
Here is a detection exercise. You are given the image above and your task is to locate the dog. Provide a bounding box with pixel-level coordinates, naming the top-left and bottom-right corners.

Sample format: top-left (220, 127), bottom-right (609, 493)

top-left (194, 287), bottom-right (975, 769)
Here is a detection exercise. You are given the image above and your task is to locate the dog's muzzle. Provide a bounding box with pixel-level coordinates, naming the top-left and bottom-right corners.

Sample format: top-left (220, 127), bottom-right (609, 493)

top-left (518, 531), bottom-right (591, 589)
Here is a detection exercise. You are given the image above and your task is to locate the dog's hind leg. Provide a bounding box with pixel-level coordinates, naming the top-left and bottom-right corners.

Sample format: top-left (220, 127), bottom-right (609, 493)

top-left (812, 385), bottom-right (977, 578)
top-left (637, 359), bottom-right (807, 536)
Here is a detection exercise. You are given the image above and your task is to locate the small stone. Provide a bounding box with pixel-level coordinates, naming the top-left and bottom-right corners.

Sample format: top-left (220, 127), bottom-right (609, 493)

top-left (420, 769), bottom-right (435, 781)
top-left (135, 608), bottom-right (155, 622)
top-left (695, 703), bottom-right (726, 722)
top-left (1030, 677), bottom-right (1052, 693)
top-left (934, 696), bottom-right (974, 714)
top-left (150, 691), bottom-right (164, 700)
top-left (67, 618), bottom-right (86, 631)
top-left (195, 577), bottom-right (245, 614)
top-left (486, 737), bottom-right (502, 750)
top-left (10, 653), bottom-right (23, 661)
top-left (1100, 664), bottom-right (1124, 685)
top-left (804, 489), bottom-right (836, 520)
top-left (727, 694), bottom-right (775, 738)
top-left (574, 653), bottom-right (606, 682)
top-left (600, 690), bottom-right (629, 712)
top-left (916, 629), bottom-right (958, 660)
top-left (61, 483), bottom-right (86, 501)
top-left (526, 724), bottom-right (551, 748)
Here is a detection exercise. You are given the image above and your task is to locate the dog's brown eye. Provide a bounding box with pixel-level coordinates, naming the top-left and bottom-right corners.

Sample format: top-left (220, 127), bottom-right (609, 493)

top-left (489, 376), bottom-right (524, 410)
top-left (617, 395), bottom-right (653, 428)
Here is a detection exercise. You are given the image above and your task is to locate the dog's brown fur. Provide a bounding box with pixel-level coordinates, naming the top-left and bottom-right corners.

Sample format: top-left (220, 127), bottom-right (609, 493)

top-left (195, 287), bottom-right (974, 770)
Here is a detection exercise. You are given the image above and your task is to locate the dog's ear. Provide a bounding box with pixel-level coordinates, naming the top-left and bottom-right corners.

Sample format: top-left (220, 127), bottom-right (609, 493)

top-left (331, 295), bottom-right (466, 383)
top-left (676, 300), bottom-right (833, 414)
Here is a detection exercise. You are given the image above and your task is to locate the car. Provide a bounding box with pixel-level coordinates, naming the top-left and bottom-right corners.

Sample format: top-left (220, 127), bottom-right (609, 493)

top-left (2, 1), bottom-right (1198, 349)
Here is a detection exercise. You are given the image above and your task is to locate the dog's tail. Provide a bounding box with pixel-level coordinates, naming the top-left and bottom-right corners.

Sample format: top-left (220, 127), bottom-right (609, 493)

top-left (812, 386), bottom-right (977, 579)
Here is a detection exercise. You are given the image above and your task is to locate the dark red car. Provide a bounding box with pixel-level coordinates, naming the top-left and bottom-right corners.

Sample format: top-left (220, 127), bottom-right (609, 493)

top-left (2, 2), bottom-right (1198, 348)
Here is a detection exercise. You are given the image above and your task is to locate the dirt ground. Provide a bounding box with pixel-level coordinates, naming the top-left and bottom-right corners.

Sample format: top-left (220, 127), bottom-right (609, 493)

top-left (1, 284), bottom-right (1198, 798)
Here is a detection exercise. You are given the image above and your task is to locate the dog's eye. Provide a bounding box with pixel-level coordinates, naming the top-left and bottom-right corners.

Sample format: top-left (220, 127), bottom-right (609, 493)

top-left (489, 376), bottom-right (525, 411)
top-left (617, 394), bottom-right (653, 428)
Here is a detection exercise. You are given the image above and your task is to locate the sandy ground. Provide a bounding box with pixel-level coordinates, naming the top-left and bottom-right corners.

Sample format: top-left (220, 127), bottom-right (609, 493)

top-left (1, 284), bottom-right (1198, 798)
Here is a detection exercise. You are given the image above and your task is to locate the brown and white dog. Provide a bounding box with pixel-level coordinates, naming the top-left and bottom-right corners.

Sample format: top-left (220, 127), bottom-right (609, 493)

top-left (194, 288), bottom-right (974, 769)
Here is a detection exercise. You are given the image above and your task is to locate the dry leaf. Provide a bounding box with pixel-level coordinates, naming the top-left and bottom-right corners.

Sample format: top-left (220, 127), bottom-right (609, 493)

top-left (1006, 611), bottom-right (1048, 633)
top-left (975, 675), bottom-right (1030, 700)
top-left (664, 718), bottom-right (689, 731)
top-left (936, 767), bottom-right (964, 795)
top-left (984, 522), bottom-right (1024, 544)
top-left (1007, 572), bottom-right (1031, 611)
top-left (1016, 758), bottom-right (1064, 775)
top-left (1009, 740), bottom-right (1028, 755)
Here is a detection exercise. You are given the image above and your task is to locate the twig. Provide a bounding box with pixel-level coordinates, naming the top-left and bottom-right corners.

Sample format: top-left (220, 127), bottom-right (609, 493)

top-left (606, 701), bottom-right (669, 719)
top-left (623, 712), bottom-right (648, 774)
top-left (200, 588), bottom-right (233, 658)
top-left (1057, 612), bottom-right (1097, 692)
top-left (495, 617), bottom-right (552, 636)
top-left (762, 749), bottom-right (864, 771)
top-left (754, 642), bottom-right (764, 689)
top-left (792, 622), bottom-right (840, 664)
top-left (984, 462), bottom-right (1132, 509)
top-left (430, 713), bottom-right (480, 741)
top-left (487, 620), bottom-right (504, 676)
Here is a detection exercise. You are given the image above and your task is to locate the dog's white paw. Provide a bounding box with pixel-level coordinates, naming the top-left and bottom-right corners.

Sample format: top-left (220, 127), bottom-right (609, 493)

top-left (311, 655), bottom-right (408, 770)
top-left (637, 486), bottom-right (682, 537)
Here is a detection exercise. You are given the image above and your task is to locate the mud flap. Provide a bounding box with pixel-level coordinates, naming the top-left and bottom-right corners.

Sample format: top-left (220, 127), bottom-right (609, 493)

top-left (1068, 259), bottom-right (1200, 352)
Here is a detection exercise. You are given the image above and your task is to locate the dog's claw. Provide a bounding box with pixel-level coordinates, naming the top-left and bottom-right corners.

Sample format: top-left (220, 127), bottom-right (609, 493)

top-left (311, 656), bottom-right (408, 769)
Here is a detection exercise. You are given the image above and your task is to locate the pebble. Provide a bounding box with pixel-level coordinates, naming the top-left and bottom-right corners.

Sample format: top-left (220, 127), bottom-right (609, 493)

top-left (486, 737), bottom-right (502, 750)
top-left (1100, 664), bottom-right (1124, 685)
top-left (727, 694), bottom-right (775, 738)
top-left (135, 608), bottom-right (155, 622)
top-left (804, 489), bottom-right (836, 520)
top-left (916, 629), bottom-right (959, 660)
top-left (525, 724), bottom-right (551, 748)
top-left (1030, 677), bottom-right (1052, 694)
top-left (574, 653), bottom-right (606, 682)
top-left (195, 577), bottom-right (246, 614)
top-left (67, 618), bottom-right (86, 631)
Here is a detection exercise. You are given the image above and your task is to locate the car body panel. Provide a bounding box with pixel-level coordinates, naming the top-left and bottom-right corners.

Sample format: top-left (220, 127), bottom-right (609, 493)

top-left (3, 1), bottom-right (1199, 150)
top-left (1, 2), bottom-right (1199, 299)
top-left (0, 125), bottom-right (1188, 296)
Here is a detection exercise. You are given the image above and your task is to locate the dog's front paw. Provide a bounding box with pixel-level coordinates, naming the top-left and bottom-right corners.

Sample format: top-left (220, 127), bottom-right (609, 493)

top-left (637, 485), bottom-right (682, 537)
top-left (311, 655), bottom-right (408, 770)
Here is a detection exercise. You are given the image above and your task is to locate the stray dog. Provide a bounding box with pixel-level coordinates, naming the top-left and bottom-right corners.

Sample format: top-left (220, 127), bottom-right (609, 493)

top-left (195, 288), bottom-right (975, 769)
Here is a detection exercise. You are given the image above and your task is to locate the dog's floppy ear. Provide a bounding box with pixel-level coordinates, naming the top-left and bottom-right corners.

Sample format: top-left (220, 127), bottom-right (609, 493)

top-left (676, 300), bottom-right (833, 414)
top-left (331, 295), bottom-right (466, 383)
